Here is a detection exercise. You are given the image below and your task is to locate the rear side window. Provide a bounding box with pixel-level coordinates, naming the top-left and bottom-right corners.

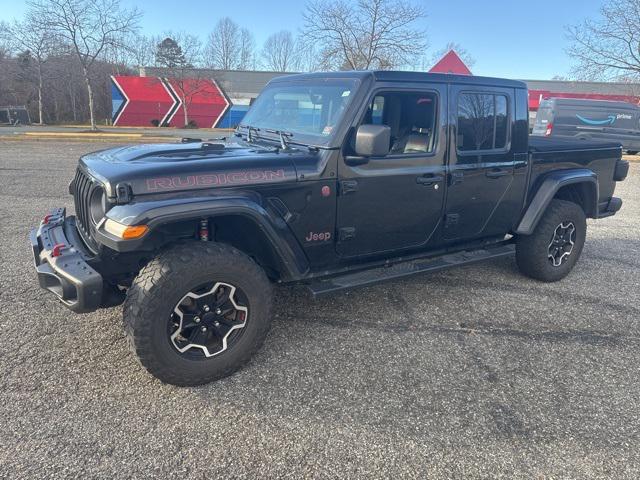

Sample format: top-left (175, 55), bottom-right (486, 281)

top-left (457, 93), bottom-right (509, 152)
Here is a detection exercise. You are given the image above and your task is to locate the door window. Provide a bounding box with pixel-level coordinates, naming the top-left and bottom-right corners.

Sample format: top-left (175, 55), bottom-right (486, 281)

top-left (457, 93), bottom-right (509, 152)
top-left (358, 91), bottom-right (438, 155)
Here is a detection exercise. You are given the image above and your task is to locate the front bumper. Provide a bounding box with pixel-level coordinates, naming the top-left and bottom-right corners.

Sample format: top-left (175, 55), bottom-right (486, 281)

top-left (30, 208), bottom-right (103, 313)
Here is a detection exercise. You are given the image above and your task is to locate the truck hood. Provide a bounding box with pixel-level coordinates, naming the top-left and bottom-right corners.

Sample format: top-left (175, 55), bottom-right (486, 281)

top-left (79, 141), bottom-right (306, 198)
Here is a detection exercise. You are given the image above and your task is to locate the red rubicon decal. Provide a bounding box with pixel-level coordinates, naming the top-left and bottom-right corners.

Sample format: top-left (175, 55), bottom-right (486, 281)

top-left (146, 169), bottom-right (287, 191)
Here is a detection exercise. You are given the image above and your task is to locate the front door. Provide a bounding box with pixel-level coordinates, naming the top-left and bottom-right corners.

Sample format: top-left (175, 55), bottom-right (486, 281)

top-left (445, 86), bottom-right (518, 240)
top-left (336, 85), bottom-right (447, 257)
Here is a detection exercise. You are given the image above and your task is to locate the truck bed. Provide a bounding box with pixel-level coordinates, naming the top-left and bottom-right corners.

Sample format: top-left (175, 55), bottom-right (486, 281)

top-left (528, 136), bottom-right (623, 216)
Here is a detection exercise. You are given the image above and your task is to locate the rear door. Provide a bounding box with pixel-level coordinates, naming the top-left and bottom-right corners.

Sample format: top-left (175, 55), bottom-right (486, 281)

top-left (445, 86), bottom-right (520, 240)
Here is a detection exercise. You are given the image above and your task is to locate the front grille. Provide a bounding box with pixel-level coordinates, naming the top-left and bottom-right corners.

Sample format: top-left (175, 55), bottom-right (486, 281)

top-left (72, 167), bottom-right (96, 243)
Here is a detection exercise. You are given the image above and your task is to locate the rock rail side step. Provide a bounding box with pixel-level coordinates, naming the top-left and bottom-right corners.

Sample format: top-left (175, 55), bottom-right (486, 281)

top-left (307, 243), bottom-right (515, 297)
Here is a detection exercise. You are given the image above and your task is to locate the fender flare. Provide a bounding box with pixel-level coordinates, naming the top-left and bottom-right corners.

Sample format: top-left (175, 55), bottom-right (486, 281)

top-left (95, 194), bottom-right (310, 281)
top-left (515, 168), bottom-right (598, 235)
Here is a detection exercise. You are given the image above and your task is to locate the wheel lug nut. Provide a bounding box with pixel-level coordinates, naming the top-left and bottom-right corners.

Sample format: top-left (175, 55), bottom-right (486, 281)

top-left (194, 316), bottom-right (201, 323)
top-left (215, 308), bottom-right (222, 315)
top-left (203, 305), bottom-right (210, 312)
top-left (214, 321), bottom-right (220, 327)
top-left (201, 326), bottom-right (207, 332)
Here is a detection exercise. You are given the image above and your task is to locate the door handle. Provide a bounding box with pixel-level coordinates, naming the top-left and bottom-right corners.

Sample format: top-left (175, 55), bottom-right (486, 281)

top-left (450, 171), bottom-right (464, 185)
top-left (416, 175), bottom-right (444, 185)
top-left (486, 169), bottom-right (509, 179)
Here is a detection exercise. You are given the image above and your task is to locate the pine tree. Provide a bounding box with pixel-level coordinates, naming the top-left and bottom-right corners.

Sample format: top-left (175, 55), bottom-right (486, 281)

top-left (155, 37), bottom-right (189, 68)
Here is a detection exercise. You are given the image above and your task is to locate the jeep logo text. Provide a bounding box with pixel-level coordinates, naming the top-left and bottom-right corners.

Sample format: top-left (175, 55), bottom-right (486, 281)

top-left (305, 231), bottom-right (332, 242)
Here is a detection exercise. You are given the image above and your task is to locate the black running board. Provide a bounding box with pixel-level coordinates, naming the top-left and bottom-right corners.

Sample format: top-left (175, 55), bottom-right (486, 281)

top-left (307, 243), bottom-right (515, 297)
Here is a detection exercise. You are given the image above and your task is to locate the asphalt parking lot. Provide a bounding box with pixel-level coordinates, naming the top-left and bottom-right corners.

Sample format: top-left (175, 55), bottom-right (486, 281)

top-left (1, 140), bottom-right (639, 479)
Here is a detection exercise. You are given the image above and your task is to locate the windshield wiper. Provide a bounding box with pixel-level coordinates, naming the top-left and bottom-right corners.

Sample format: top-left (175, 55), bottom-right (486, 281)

top-left (238, 124), bottom-right (260, 143)
top-left (264, 129), bottom-right (293, 150)
top-left (238, 125), bottom-right (324, 152)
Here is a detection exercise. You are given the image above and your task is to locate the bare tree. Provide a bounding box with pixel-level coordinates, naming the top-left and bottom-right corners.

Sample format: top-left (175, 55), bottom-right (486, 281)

top-left (126, 33), bottom-right (156, 69)
top-left (430, 42), bottom-right (475, 70)
top-left (0, 21), bottom-right (12, 56)
top-left (0, 21), bottom-right (15, 105)
top-left (0, 20), bottom-right (17, 86)
top-left (303, 0), bottom-right (427, 70)
top-left (154, 33), bottom-right (206, 127)
top-left (30, 0), bottom-right (140, 129)
top-left (0, 29), bottom-right (118, 125)
top-left (47, 52), bottom-right (89, 122)
top-left (206, 17), bottom-right (240, 70)
top-left (294, 41), bottom-right (321, 72)
top-left (238, 28), bottom-right (256, 70)
top-left (567, 0), bottom-right (640, 81)
top-left (9, 11), bottom-right (60, 124)
top-left (103, 31), bottom-right (153, 73)
top-left (261, 31), bottom-right (299, 72)
top-left (205, 19), bottom-right (256, 70)
top-left (10, 21), bottom-right (54, 125)
top-left (103, 32), bottom-right (129, 74)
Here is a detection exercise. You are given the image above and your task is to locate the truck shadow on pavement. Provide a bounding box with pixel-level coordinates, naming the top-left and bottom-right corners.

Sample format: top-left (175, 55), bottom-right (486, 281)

top-left (270, 253), bottom-right (639, 352)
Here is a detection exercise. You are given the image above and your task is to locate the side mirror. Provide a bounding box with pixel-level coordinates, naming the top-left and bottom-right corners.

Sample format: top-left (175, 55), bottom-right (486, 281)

top-left (354, 124), bottom-right (391, 157)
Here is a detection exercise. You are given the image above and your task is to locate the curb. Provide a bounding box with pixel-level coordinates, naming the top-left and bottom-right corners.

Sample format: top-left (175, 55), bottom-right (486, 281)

top-left (1, 135), bottom-right (176, 143)
top-left (22, 132), bottom-right (143, 138)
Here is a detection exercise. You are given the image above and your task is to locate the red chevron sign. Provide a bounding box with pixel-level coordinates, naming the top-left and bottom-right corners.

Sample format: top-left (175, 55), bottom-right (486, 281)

top-left (111, 75), bottom-right (230, 128)
top-left (166, 78), bottom-right (230, 128)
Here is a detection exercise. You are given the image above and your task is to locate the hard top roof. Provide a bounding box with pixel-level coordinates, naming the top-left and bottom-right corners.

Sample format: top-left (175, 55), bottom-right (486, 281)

top-left (270, 70), bottom-right (527, 89)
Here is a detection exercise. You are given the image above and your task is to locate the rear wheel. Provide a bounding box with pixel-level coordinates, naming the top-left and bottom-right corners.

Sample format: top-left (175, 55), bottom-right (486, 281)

top-left (123, 242), bottom-right (272, 386)
top-left (516, 199), bottom-right (587, 282)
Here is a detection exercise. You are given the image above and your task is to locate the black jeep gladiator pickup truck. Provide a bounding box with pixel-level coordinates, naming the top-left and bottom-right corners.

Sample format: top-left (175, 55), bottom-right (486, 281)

top-left (30, 71), bottom-right (629, 386)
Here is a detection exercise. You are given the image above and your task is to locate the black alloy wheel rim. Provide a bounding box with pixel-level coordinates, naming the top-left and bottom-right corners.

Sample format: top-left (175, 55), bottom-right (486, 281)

top-left (168, 282), bottom-right (249, 359)
top-left (548, 222), bottom-right (576, 267)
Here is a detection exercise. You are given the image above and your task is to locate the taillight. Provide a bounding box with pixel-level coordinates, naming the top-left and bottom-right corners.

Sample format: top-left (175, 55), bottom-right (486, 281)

top-left (545, 123), bottom-right (553, 136)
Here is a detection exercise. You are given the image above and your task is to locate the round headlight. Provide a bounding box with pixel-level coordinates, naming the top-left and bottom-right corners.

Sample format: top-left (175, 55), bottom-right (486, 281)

top-left (89, 186), bottom-right (108, 225)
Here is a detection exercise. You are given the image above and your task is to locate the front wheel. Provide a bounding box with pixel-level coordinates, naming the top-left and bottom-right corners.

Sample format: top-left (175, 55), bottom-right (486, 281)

top-left (516, 199), bottom-right (587, 282)
top-left (123, 242), bottom-right (272, 386)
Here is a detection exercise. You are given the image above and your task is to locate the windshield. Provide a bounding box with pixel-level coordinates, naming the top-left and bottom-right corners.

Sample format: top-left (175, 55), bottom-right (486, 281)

top-left (238, 78), bottom-right (360, 146)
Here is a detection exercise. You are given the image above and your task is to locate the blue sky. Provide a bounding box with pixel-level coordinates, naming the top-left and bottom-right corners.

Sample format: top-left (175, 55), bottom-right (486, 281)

top-left (0, 0), bottom-right (604, 79)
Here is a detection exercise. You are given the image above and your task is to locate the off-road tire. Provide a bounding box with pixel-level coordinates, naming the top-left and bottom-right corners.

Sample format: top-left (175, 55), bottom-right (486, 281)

top-left (516, 199), bottom-right (587, 282)
top-left (123, 242), bottom-right (272, 386)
